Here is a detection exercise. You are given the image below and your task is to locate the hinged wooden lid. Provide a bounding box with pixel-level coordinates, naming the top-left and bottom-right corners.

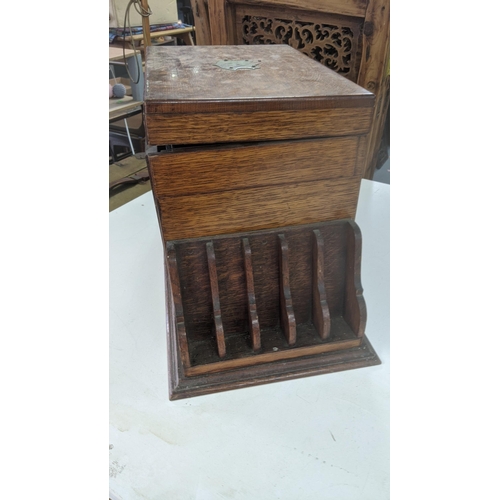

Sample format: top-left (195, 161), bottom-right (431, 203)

top-left (144, 45), bottom-right (373, 114)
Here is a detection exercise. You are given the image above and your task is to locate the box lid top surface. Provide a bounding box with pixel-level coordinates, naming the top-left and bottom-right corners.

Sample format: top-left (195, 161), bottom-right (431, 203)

top-left (145, 45), bottom-right (373, 113)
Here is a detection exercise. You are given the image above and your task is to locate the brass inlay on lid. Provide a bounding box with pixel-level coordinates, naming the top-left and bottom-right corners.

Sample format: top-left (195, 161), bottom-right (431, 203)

top-left (215, 59), bottom-right (260, 70)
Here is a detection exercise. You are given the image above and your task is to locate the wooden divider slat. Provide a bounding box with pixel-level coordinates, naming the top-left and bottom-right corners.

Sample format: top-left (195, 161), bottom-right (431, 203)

top-left (242, 238), bottom-right (261, 351)
top-left (312, 229), bottom-right (331, 339)
top-left (206, 241), bottom-right (226, 358)
top-left (278, 234), bottom-right (296, 345)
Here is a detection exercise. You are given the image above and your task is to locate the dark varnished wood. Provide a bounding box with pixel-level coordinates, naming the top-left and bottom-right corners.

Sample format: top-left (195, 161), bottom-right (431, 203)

top-left (165, 243), bottom-right (190, 368)
top-left (162, 219), bottom-right (376, 398)
top-left (193, 0), bottom-right (369, 45)
top-left (312, 230), bottom-right (331, 340)
top-left (234, 4), bottom-right (363, 84)
top-left (189, 317), bottom-right (359, 369)
top-left (278, 234), bottom-right (296, 346)
top-left (206, 241), bottom-right (226, 358)
top-left (169, 331), bottom-right (379, 400)
top-left (343, 220), bottom-right (367, 337)
top-left (169, 220), bottom-right (354, 344)
top-left (145, 95), bottom-right (373, 115)
top-left (186, 337), bottom-right (361, 376)
top-left (242, 238), bottom-right (261, 351)
top-left (166, 251), bottom-right (379, 400)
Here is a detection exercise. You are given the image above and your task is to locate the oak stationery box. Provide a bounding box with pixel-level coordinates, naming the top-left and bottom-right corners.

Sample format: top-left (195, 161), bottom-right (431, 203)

top-left (144, 44), bottom-right (381, 399)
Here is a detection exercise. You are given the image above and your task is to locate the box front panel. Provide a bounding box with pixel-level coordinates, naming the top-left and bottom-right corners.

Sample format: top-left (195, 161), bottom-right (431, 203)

top-left (153, 177), bottom-right (360, 240)
top-left (148, 136), bottom-right (359, 196)
top-left (148, 137), bottom-right (366, 240)
top-left (145, 107), bottom-right (373, 146)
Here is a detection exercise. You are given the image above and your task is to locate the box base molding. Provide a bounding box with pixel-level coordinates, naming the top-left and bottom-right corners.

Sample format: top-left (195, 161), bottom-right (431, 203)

top-left (167, 331), bottom-right (380, 399)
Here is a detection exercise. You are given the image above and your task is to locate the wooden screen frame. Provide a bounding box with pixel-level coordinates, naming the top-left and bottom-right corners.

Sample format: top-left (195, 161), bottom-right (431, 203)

top-left (191, 0), bottom-right (389, 179)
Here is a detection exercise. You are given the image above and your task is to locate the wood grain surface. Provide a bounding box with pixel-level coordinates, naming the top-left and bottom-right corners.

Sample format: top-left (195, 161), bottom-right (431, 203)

top-left (230, 0), bottom-right (368, 19)
top-left (242, 238), bottom-right (261, 351)
top-left (312, 229), bottom-right (331, 339)
top-left (343, 220), bottom-right (367, 337)
top-left (191, 0), bottom-right (211, 45)
top-left (206, 241), bottom-right (226, 358)
top-left (168, 219), bottom-right (356, 346)
top-left (192, 0), bottom-right (368, 48)
top-left (187, 0), bottom-right (388, 179)
top-left (148, 137), bottom-right (360, 197)
top-left (208, 0), bottom-right (227, 45)
top-left (185, 337), bottom-right (362, 376)
top-left (154, 178), bottom-right (360, 241)
top-left (170, 333), bottom-right (380, 399)
top-left (143, 43), bottom-right (381, 398)
top-left (109, 46), bottom-right (136, 61)
top-left (162, 219), bottom-right (376, 398)
top-left (166, 243), bottom-right (191, 368)
top-left (146, 107), bottom-right (373, 145)
top-left (358, 0), bottom-right (390, 179)
top-left (278, 234), bottom-right (296, 345)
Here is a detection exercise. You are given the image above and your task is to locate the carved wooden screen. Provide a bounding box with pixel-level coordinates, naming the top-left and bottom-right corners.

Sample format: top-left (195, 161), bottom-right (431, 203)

top-left (238, 7), bottom-right (363, 83)
top-left (191, 0), bottom-right (389, 179)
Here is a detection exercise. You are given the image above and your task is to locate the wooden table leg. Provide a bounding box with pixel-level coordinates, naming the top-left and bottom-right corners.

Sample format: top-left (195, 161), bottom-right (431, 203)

top-left (177, 32), bottom-right (195, 45)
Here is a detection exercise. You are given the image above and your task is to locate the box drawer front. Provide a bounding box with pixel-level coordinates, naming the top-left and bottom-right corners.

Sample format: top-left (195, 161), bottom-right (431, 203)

top-left (148, 136), bottom-right (365, 198)
top-left (153, 178), bottom-right (360, 240)
top-left (146, 107), bottom-right (373, 146)
top-left (148, 136), bottom-right (367, 240)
